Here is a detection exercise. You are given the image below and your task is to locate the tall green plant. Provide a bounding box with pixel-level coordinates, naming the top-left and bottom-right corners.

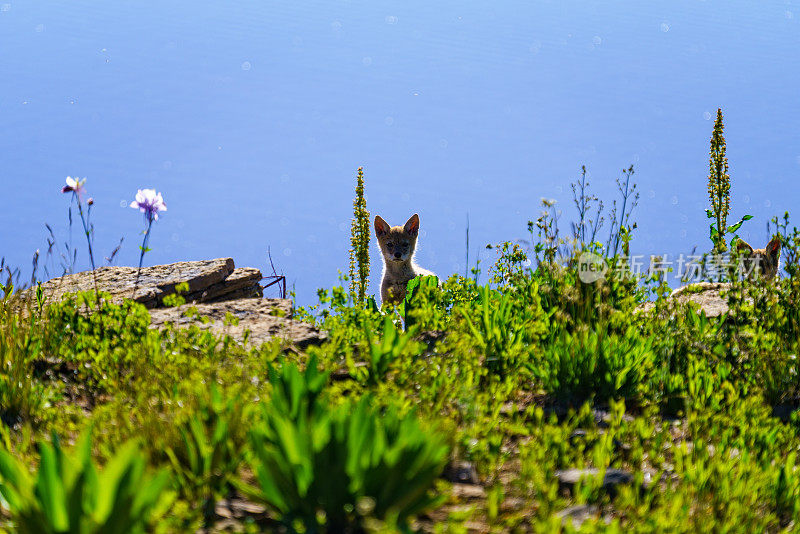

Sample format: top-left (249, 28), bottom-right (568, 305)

top-left (534, 327), bottom-right (656, 403)
top-left (571, 165), bottom-right (604, 248)
top-left (607, 165), bottom-right (639, 257)
top-left (363, 315), bottom-right (413, 385)
top-left (243, 362), bottom-right (448, 531)
top-left (0, 313), bottom-right (51, 427)
top-left (164, 384), bottom-right (246, 526)
top-left (349, 166), bottom-right (371, 305)
top-left (398, 274), bottom-right (440, 329)
top-left (706, 109), bottom-right (752, 255)
top-left (0, 431), bottom-right (170, 534)
top-left (462, 286), bottom-right (526, 379)
top-left (707, 108), bottom-right (731, 253)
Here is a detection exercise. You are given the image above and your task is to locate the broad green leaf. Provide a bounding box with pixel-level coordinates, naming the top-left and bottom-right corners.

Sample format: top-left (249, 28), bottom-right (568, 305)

top-left (34, 444), bottom-right (69, 531)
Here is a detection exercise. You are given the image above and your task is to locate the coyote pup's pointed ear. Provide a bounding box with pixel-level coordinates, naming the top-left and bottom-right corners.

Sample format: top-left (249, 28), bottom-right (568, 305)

top-left (374, 215), bottom-right (390, 237)
top-left (404, 214), bottom-right (420, 237)
top-left (766, 236), bottom-right (782, 258)
top-left (736, 239), bottom-right (754, 255)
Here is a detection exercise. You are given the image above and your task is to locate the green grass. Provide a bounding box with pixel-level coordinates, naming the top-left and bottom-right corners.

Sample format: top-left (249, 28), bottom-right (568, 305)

top-left (4, 207), bottom-right (800, 532)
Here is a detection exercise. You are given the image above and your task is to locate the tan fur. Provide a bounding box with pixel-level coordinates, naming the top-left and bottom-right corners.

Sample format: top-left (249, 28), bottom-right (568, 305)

top-left (374, 213), bottom-right (435, 306)
top-left (735, 236), bottom-right (782, 279)
top-left (670, 238), bottom-right (781, 298)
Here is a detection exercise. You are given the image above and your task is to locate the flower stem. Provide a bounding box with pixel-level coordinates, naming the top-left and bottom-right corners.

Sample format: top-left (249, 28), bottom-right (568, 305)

top-left (73, 192), bottom-right (99, 300)
top-left (132, 217), bottom-right (154, 299)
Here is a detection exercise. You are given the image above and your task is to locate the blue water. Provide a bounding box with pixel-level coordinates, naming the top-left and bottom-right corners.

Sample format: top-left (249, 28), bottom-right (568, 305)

top-left (2, 1), bottom-right (799, 304)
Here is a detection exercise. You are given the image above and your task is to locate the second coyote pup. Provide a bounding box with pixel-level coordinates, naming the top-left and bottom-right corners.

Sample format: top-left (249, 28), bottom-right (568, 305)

top-left (374, 213), bottom-right (435, 306)
top-left (735, 236), bottom-right (782, 279)
top-left (669, 237), bottom-right (782, 299)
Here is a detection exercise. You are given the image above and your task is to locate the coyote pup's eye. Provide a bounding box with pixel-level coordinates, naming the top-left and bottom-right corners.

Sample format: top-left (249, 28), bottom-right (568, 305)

top-left (386, 242), bottom-right (394, 248)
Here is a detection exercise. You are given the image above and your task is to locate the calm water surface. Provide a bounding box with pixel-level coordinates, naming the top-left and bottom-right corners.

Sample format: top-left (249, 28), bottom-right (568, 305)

top-left (1, 1), bottom-right (798, 304)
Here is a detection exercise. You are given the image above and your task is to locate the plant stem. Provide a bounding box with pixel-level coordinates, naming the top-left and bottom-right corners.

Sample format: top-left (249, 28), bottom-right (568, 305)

top-left (716, 185), bottom-right (724, 253)
top-left (465, 213), bottom-right (470, 279)
top-left (73, 192), bottom-right (99, 300)
top-left (132, 217), bottom-right (154, 299)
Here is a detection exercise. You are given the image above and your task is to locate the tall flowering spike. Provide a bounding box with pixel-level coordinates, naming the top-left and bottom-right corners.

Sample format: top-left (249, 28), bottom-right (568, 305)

top-left (708, 108), bottom-right (730, 253)
top-left (349, 166), bottom-right (370, 305)
top-left (130, 189), bottom-right (167, 222)
top-left (61, 176), bottom-right (87, 198)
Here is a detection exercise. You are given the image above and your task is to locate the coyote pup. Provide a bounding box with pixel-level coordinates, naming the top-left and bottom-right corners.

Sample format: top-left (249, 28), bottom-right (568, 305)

top-left (736, 236), bottom-right (782, 279)
top-left (374, 213), bottom-right (435, 306)
top-left (670, 237), bottom-right (782, 299)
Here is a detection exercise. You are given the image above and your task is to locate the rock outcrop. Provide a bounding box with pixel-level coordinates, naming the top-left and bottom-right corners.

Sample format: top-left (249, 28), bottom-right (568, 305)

top-left (667, 282), bottom-right (732, 317)
top-left (555, 467), bottom-right (634, 496)
top-left (24, 259), bottom-right (326, 349)
top-left (32, 258), bottom-right (262, 308)
top-left (149, 298), bottom-right (327, 350)
top-left (638, 282), bottom-right (735, 317)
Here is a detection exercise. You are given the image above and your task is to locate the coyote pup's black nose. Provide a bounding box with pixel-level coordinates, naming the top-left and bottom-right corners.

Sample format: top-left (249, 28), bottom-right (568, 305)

top-left (394, 252), bottom-right (401, 259)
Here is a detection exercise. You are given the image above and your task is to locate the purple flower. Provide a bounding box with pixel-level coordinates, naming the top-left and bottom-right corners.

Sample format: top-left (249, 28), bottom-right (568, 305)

top-left (130, 188), bottom-right (167, 299)
top-left (130, 189), bottom-right (167, 221)
top-left (61, 176), bottom-right (86, 198)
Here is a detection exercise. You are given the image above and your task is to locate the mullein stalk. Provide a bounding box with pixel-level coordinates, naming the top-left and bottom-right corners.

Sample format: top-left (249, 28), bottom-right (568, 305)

top-left (708, 108), bottom-right (731, 254)
top-left (349, 166), bottom-right (370, 305)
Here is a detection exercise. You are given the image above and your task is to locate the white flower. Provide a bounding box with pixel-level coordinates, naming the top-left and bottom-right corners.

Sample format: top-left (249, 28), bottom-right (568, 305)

top-left (130, 189), bottom-right (167, 222)
top-left (61, 176), bottom-right (87, 198)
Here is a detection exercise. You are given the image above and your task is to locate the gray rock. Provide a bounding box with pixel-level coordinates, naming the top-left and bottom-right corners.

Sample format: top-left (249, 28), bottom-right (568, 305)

top-left (555, 467), bottom-right (633, 496)
top-left (442, 461), bottom-right (480, 485)
top-left (638, 282), bottom-right (743, 318)
top-left (185, 267), bottom-right (263, 303)
top-left (772, 402), bottom-right (800, 423)
top-left (557, 504), bottom-right (599, 528)
top-left (29, 258), bottom-right (262, 309)
top-left (215, 498), bottom-right (266, 519)
top-left (668, 282), bottom-right (732, 317)
top-left (450, 483), bottom-right (486, 500)
top-left (19, 258), bottom-right (325, 350)
top-left (148, 298), bottom-right (326, 350)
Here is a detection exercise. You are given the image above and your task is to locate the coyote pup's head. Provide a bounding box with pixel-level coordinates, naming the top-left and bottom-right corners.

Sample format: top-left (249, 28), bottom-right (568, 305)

top-left (374, 214), bottom-right (420, 265)
top-left (735, 236), bottom-right (782, 279)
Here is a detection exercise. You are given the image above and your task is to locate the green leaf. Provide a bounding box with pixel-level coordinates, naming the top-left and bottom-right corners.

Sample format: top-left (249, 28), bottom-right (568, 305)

top-left (244, 377), bottom-right (448, 530)
top-left (0, 449), bottom-right (34, 512)
top-left (35, 443), bottom-right (69, 531)
top-left (726, 214), bottom-right (754, 234)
